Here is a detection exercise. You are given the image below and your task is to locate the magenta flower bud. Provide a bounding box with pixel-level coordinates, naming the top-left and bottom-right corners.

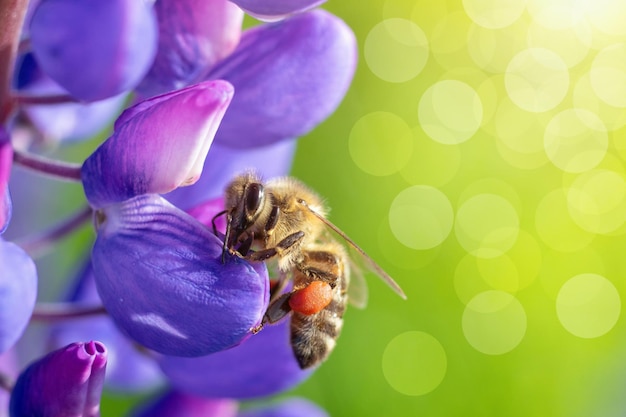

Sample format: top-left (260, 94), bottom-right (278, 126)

top-left (230, 0), bottom-right (326, 21)
top-left (209, 10), bottom-right (357, 148)
top-left (137, 0), bottom-right (244, 98)
top-left (0, 128), bottom-right (12, 233)
top-left (92, 194), bottom-right (269, 356)
top-left (130, 391), bottom-right (237, 417)
top-left (0, 240), bottom-right (37, 353)
top-left (9, 341), bottom-right (107, 417)
top-left (29, 0), bottom-right (158, 101)
top-left (82, 80), bottom-right (234, 208)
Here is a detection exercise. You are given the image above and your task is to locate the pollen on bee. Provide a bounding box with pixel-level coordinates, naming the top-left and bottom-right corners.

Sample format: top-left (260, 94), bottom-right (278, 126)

top-left (289, 281), bottom-right (333, 315)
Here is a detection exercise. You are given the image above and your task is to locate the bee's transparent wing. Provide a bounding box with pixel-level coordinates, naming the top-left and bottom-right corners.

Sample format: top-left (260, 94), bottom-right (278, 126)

top-left (346, 256), bottom-right (368, 309)
top-left (301, 201), bottom-right (407, 300)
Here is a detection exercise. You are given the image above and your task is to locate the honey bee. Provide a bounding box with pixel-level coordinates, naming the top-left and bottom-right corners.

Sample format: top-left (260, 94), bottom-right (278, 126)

top-left (214, 172), bottom-right (406, 369)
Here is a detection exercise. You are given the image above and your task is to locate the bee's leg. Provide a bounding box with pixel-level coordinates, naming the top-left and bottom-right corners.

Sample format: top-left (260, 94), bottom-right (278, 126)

top-left (245, 231), bottom-right (305, 262)
top-left (269, 270), bottom-right (290, 302)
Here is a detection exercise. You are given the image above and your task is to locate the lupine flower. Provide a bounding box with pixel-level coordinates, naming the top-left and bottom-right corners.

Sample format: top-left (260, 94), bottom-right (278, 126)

top-left (29, 0), bottom-right (158, 101)
top-left (82, 80), bottom-right (233, 208)
top-left (209, 9), bottom-right (357, 148)
top-left (136, 0), bottom-right (243, 98)
top-left (229, 0), bottom-right (327, 21)
top-left (9, 341), bottom-right (107, 417)
top-left (0, 239), bottom-right (37, 354)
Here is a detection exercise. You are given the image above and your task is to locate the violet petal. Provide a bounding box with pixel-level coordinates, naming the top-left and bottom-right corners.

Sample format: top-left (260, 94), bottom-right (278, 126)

top-left (92, 194), bottom-right (269, 356)
top-left (230, 0), bottom-right (326, 21)
top-left (165, 139), bottom-right (296, 210)
top-left (82, 80), bottom-right (233, 208)
top-left (0, 239), bottom-right (37, 353)
top-left (17, 53), bottom-right (126, 143)
top-left (209, 10), bottom-right (356, 148)
top-left (137, 0), bottom-right (243, 98)
top-left (29, 0), bottom-right (158, 101)
top-left (159, 318), bottom-right (311, 399)
top-left (238, 398), bottom-right (329, 417)
top-left (130, 391), bottom-right (238, 417)
top-left (51, 262), bottom-right (165, 393)
top-left (9, 341), bottom-right (107, 417)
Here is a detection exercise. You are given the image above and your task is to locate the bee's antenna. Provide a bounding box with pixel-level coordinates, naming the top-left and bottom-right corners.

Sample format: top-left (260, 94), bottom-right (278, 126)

top-left (211, 209), bottom-right (228, 237)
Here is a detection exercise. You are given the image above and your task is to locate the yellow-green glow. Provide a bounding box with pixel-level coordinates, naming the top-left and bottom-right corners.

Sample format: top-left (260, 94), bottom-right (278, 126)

top-left (556, 273), bottom-right (621, 338)
top-left (382, 331), bottom-right (448, 396)
top-left (462, 291), bottom-right (527, 354)
top-left (462, 0), bottom-right (526, 29)
top-left (590, 43), bottom-right (626, 108)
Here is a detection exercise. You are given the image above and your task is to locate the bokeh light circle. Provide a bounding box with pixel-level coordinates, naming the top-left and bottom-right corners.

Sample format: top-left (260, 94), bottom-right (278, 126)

top-left (382, 331), bottom-right (447, 396)
top-left (526, 20), bottom-right (591, 68)
top-left (535, 189), bottom-right (595, 252)
top-left (455, 193), bottom-right (519, 258)
top-left (462, 291), bottom-right (527, 355)
top-left (586, 0), bottom-right (626, 36)
top-left (418, 80), bottom-right (483, 144)
top-left (348, 112), bottom-right (413, 176)
top-left (556, 274), bottom-right (621, 338)
top-left (388, 186), bottom-right (454, 250)
top-left (462, 0), bottom-right (526, 29)
top-left (364, 19), bottom-right (429, 83)
top-left (590, 43), bottom-right (626, 108)
top-left (505, 48), bottom-right (569, 113)
top-left (567, 169), bottom-right (626, 234)
top-left (543, 109), bottom-right (608, 173)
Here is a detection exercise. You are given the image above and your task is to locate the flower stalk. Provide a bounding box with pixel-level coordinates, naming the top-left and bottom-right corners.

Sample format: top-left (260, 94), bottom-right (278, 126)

top-left (0, 0), bottom-right (29, 123)
top-left (12, 149), bottom-right (83, 181)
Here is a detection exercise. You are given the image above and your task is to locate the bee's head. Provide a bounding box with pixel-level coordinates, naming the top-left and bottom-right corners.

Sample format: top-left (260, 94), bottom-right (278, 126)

top-left (224, 173), bottom-right (266, 251)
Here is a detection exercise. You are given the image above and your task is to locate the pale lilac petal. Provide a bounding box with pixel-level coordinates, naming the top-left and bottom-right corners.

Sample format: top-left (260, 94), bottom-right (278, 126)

top-left (29, 0), bottom-right (158, 101)
top-left (0, 239), bottom-right (37, 353)
top-left (92, 194), bottom-right (269, 356)
top-left (130, 391), bottom-right (238, 417)
top-left (137, 0), bottom-right (243, 97)
top-left (0, 128), bottom-right (12, 233)
top-left (165, 139), bottom-right (296, 210)
top-left (230, 0), bottom-right (326, 21)
top-left (238, 398), bottom-right (329, 417)
top-left (82, 80), bottom-right (233, 208)
top-left (9, 341), bottom-right (107, 417)
top-left (159, 319), bottom-right (311, 399)
top-left (209, 10), bottom-right (356, 148)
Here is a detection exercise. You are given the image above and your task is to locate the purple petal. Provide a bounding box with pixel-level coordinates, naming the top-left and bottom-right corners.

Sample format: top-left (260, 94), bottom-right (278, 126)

top-left (165, 139), bottom-right (296, 210)
top-left (238, 398), bottom-right (329, 417)
top-left (29, 0), bottom-right (158, 101)
top-left (209, 10), bottom-right (356, 148)
top-left (16, 54), bottom-right (126, 143)
top-left (130, 391), bottom-right (237, 417)
top-left (51, 263), bottom-right (165, 393)
top-left (0, 239), bottom-right (37, 353)
top-left (159, 318), bottom-right (311, 399)
top-left (0, 349), bottom-right (19, 415)
top-left (92, 194), bottom-right (269, 357)
top-left (82, 80), bottom-right (233, 208)
top-left (230, 0), bottom-right (326, 21)
top-left (136, 0), bottom-right (243, 98)
top-left (0, 128), bottom-right (12, 233)
top-left (9, 341), bottom-right (107, 417)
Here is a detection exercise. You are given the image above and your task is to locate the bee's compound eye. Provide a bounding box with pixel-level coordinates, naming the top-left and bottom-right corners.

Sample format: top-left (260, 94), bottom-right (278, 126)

top-left (289, 281), bottom-right (333, 315)
top-left (245, 183), bottom-right (264, 216)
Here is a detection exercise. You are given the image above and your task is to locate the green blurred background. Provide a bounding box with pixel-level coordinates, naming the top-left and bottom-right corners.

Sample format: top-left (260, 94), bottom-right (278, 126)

top-left (284, 0), bottom-right (626, 416)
